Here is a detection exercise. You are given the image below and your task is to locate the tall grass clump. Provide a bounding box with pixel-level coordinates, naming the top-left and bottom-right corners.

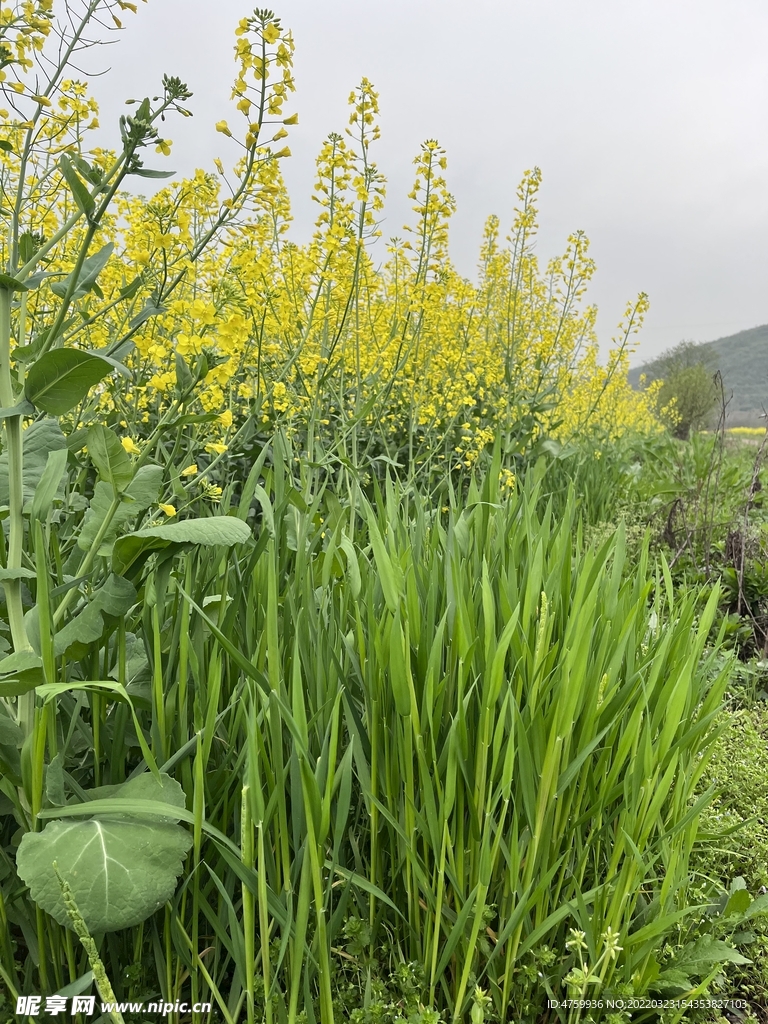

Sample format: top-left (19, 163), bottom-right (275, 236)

top-left (223, 448), bottom-right (730, 1021)
top-left (4, 435), bottom-right (730, 1021)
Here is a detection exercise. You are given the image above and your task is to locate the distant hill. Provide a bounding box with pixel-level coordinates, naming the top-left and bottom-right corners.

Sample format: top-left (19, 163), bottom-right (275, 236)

top-left (628, 324), bottom-right (768, 426)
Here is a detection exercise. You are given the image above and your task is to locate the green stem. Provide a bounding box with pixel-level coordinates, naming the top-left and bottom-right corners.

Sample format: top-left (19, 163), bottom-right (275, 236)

top-left (52, 495), bottom-right (120, 627)
top-left (0, 286), bottom-right (32, 659)
top-left (52, 388), bottom-right (190, 629)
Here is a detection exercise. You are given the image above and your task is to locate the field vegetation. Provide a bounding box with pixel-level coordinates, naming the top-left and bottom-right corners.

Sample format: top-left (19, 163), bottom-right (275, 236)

top-left (1, 4), bottom-right (767, 1024)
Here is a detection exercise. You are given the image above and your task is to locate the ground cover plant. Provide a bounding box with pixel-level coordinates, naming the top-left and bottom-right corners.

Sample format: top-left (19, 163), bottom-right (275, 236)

top-left (0, 2), bottom-right (764, 1023)
top-left (543, 424), bottom-right (768, 1020)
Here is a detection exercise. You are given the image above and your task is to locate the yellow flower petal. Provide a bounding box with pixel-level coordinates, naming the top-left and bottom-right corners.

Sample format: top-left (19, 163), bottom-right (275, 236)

top-left (159, 503), bottom-right (176, 517)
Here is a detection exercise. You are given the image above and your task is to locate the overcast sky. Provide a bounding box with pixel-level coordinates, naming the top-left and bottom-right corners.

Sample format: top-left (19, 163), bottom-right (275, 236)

top-left (89, 0), bottom-right (768, 364)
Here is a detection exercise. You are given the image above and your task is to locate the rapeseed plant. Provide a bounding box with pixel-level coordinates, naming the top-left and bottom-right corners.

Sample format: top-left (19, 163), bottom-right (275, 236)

top-left (0, 12), bottom-right (660, 479)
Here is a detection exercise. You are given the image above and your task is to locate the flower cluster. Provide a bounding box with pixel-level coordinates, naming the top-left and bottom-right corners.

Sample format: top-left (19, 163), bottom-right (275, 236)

top-left (0, 13), bottom-right (660, 478)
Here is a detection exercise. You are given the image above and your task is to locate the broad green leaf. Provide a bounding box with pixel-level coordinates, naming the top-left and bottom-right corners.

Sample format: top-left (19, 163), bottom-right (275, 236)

top-left (743, 892), bottom-right (768, 920)
top-left (16, 774), bottom-right (191, 933)
top-left (0, 273), bottom-right (28, 292)
top-left (0, 567), bottom-right (37, 580)
top-left (0, 651), bottom-right (44, 696)
top-left (87, 425), bottom-right (133, 493)
top-left (45, 753), bottom-right (65, 806)
top-left (38, 797), bottom-right (241, 857)
top-left (70, 154), bottom-right (103, 186)
top-left (92, 574), bottom-right (138, 616)
top-left (0, 671), bottom-right (42, 697)
top-left (77, 465), bottom-right (163, 555)
top-left (129, 301), bottom-right (165, 331)
top-left (107, 631), bottom-right (150, 688)
top-left (58, 153), bottom-right (94, 218)
top-left (53, 575), bottom-right (137, 658)
top-left (130, 167), bottom-right (175, 179)
top-left (88, 351), bottom-right (131, 379)
top-left (0, 420), bottom-right (67, 508)
top-left (653, 969), bottom-right (694, 992)
top-left (26, 272), bottom-right (57, 293)
top-left (0, 400), bottom-right (35, 419)
top-left (66, 427), bottom-right (89, 452)
top-left (49, 243), bottom-right (114, 301)
top-left (14, 319), bottom-right (76, 364)
top-left (724, 887), bottom-right (752, 917)
top-left (53, 604), bottom-right (112, 659)
top-left (0, 651), bottom-right (43, 676)
top-left (25, 349), bottom-right (114, 415)
top-left (107, 772), bottom-right (187, 814)
top-left (0, 710), bottom-right (23, 747)
top-left (30, 448), bottom-right (68, 521)
top-left (19, 230), bottom-right (38, 264)
top-left (175, 352), bottom-right (194, 393)
top-left (674, 936), bottom-right (751, 971)
top-left (118, 276), bottom-right (142, 300)
top-left (112, 516), bottom-right (252, 576)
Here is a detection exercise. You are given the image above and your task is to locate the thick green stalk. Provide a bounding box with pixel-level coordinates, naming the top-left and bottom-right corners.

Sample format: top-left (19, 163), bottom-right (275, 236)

top-left (0, 287), bottom-right (31, 656)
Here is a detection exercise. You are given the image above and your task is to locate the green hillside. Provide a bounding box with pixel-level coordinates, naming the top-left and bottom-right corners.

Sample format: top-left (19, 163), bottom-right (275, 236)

top-left (629, 324), bottom-right (768, 426)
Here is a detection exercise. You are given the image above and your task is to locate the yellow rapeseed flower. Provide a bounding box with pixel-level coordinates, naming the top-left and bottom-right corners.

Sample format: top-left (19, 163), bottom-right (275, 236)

top-left (180, 464), bottom-right (198, 477)
top-left (218, 410), bottom-right (233, 428)
top-left (121, 437), bottom-right (141, 454)
top-left (205, 442), bottom-right (228, 455)
top-left (215, 120), bottom-right (232, 137)
top-left (159, 503), bottom-right (176, 517)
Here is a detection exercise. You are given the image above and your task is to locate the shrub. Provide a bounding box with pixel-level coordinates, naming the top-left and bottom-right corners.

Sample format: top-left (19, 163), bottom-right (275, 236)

top-left (640, 341), bottom-right (720, 438)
